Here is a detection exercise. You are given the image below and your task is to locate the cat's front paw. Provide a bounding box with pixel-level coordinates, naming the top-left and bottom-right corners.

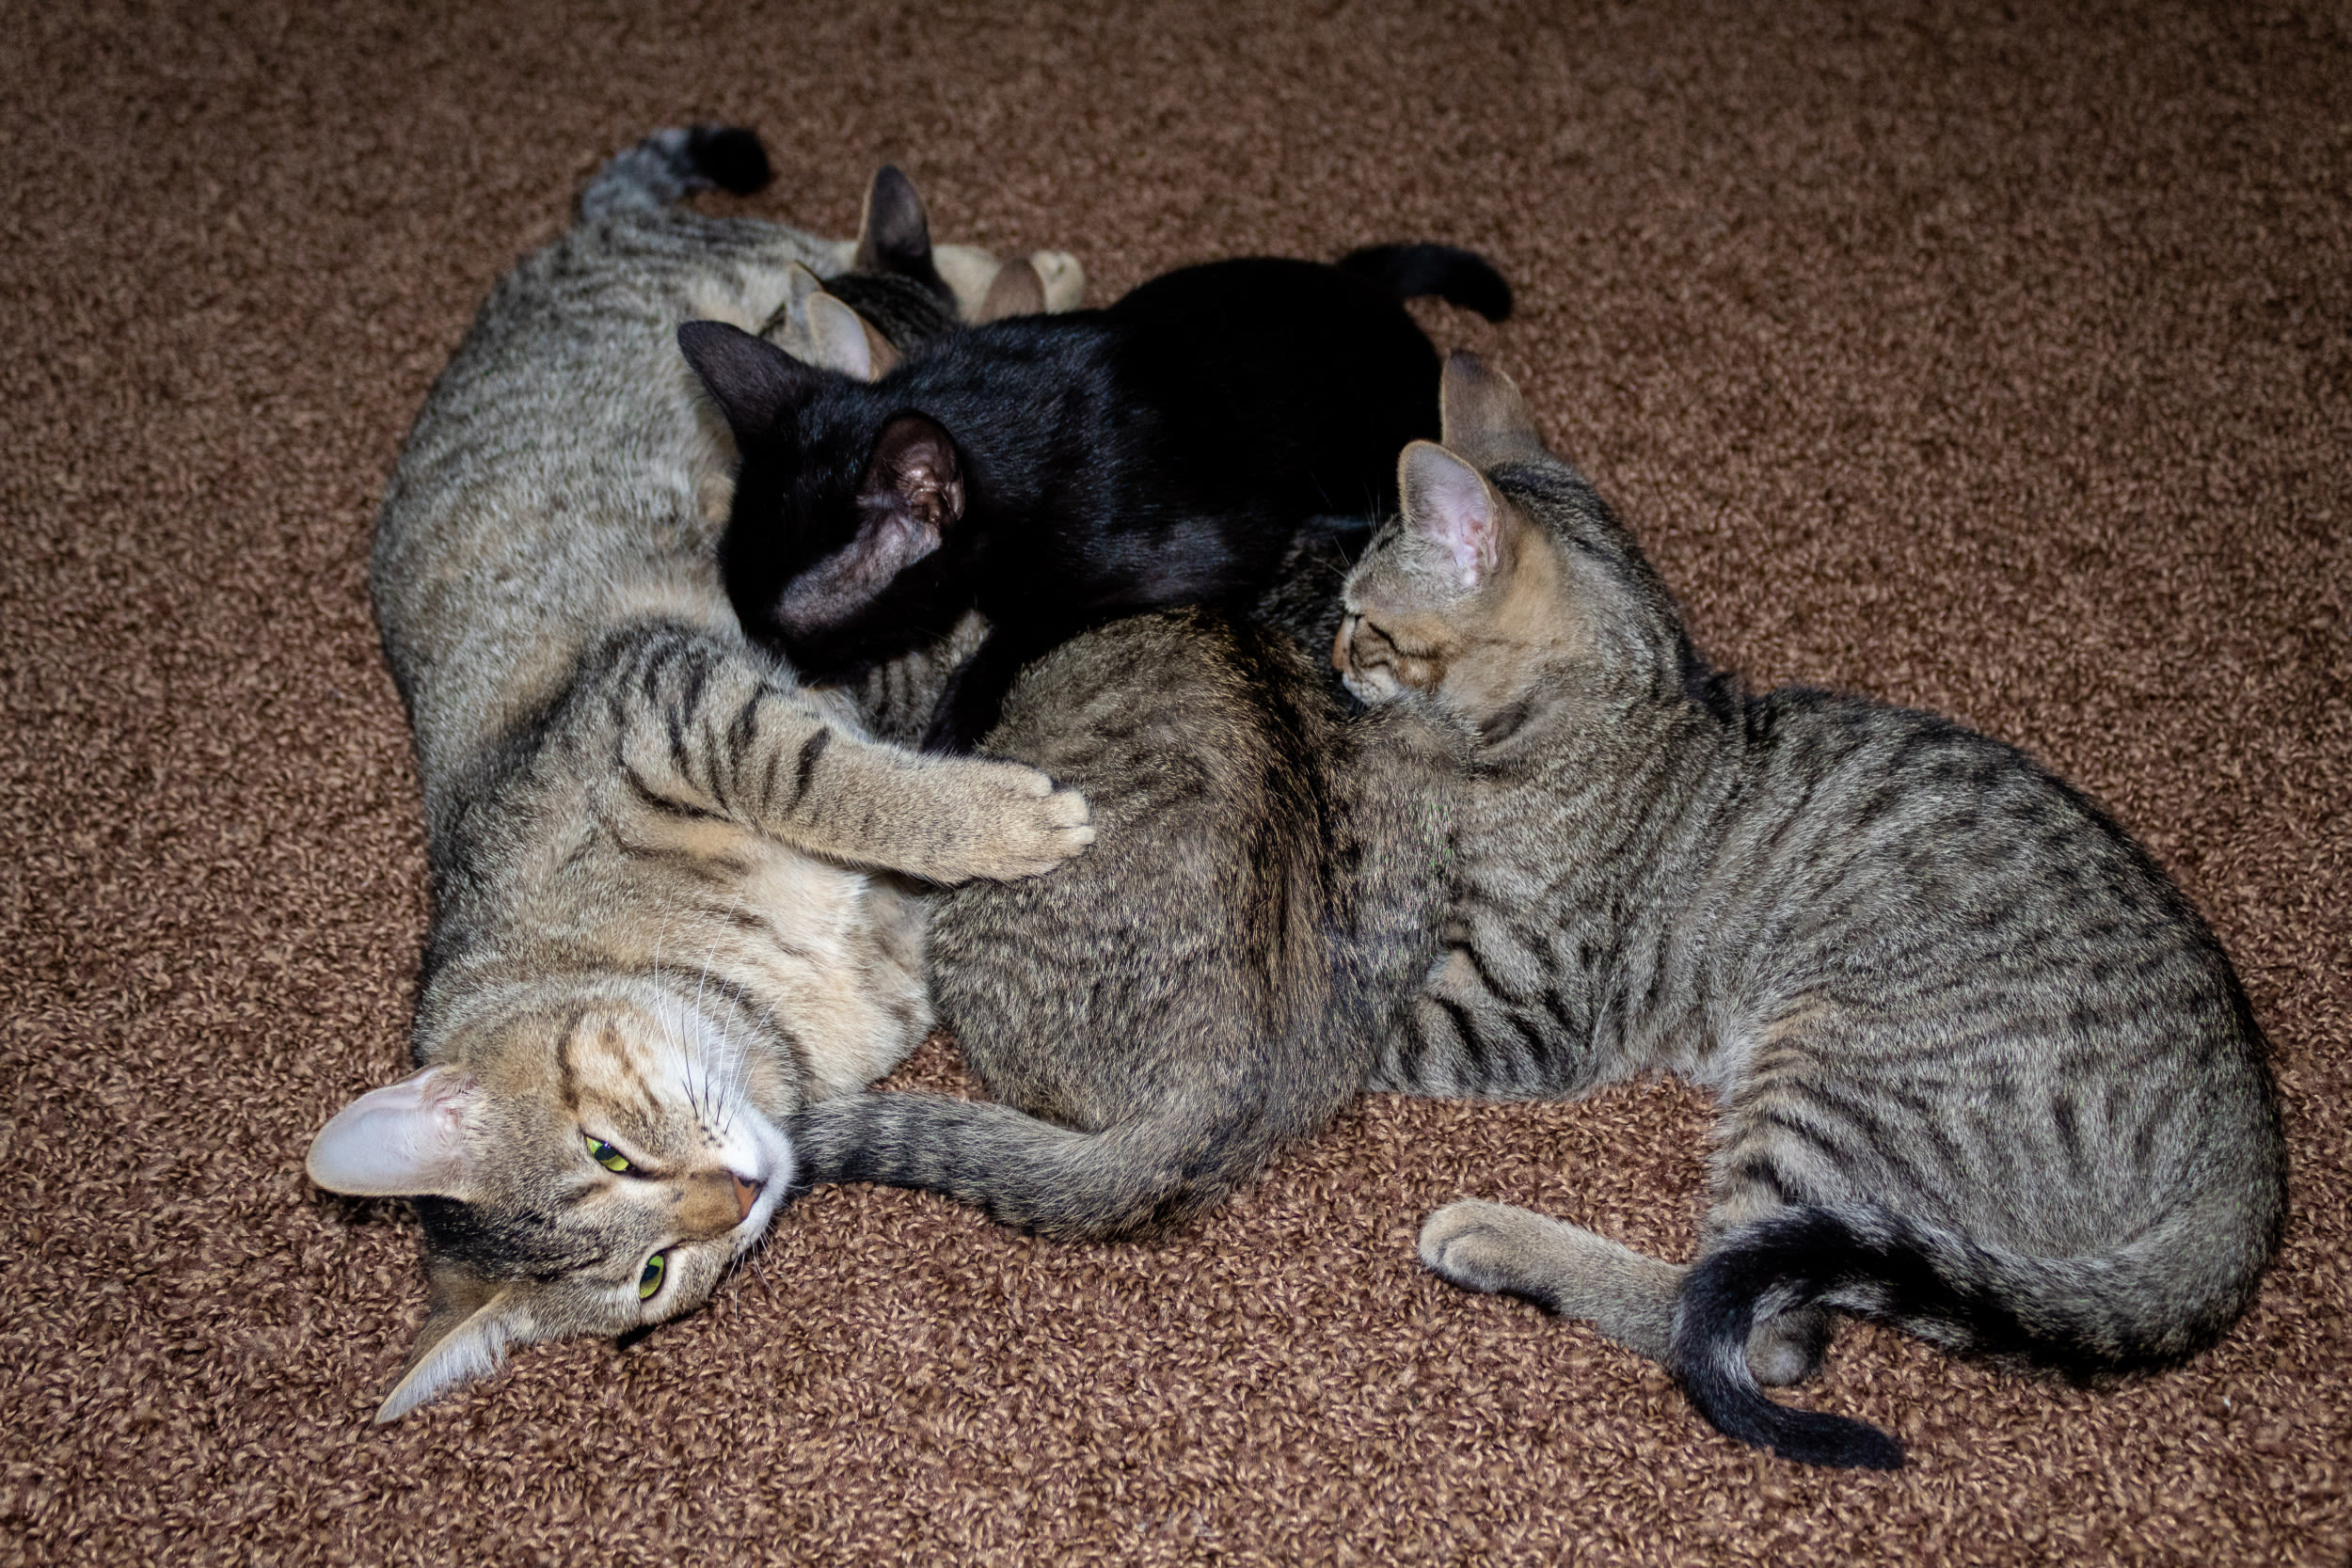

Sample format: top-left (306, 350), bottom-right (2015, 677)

top-left (1420, 1198), bottom-right (1549, 1299)
top-left (931, 760), bottom-right (1094, 881)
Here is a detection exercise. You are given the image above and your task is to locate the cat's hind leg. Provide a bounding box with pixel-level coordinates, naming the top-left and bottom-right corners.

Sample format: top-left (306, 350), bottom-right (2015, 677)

top-left (1420, 1199), bottom-right (1684, 1362)
top-left (1420, 1199), bottom-right (1829, 1385)
top-left (1701, 1160), bottom-right (1840, 1387)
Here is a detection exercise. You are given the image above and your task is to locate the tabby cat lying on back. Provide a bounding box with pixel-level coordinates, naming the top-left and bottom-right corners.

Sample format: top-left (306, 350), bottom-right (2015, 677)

top-left (678, 238), bottom-right (1513, 752)
top-left (1336, 353), bottom-right (2286, 1469)
top-left (304, 129), bottom-right (1092, 1421)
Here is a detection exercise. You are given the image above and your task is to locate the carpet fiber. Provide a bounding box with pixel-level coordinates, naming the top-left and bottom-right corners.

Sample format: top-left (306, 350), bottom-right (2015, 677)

top-left (4, 1), bottom-right (2346, 1562)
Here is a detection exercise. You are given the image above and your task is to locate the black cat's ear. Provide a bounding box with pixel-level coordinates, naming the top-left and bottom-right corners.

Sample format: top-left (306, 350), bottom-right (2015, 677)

top-left (974, 256), bottom-right (1048, 323)
top-left (858, 414), bottom-right (964, 537)
top-left (1438, 351), bottom-right (1549, 469)
top-left (854, 165), bottom-right (934, 279)
top-left (678, 320), bottom-right (823, 445)
top-left (1399, 439), bottom-right (1510, 593)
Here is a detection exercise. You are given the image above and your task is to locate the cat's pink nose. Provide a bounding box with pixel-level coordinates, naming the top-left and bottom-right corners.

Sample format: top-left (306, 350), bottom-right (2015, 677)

top-left (732, 1172), bottom-right (762, 1221)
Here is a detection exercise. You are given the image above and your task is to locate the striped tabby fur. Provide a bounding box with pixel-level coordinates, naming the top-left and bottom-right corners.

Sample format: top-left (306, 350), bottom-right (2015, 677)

top-left (787, 606), bottom-right (1468, 1241)
top-left (306, 128), bottom-right (1094, 1421)
top-left (1339, 353), bottom-right (2286, 1469)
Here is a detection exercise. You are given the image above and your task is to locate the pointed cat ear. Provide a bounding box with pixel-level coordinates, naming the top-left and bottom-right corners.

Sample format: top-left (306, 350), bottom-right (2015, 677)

top-left (373, 1261), bottom-right (537, 1422)
top-left (854, 165), bottom-right (933, 278)
top-left (975, 256), bottom-right (1047, 323)
top-left (803, 292), bottom-right (901, 381)
top-left (678, 319), bottom-right (823, 446)
top-left (307, 1065), bottom-right (484, 1200)
top-left (858, 414), bottom-right (964, 537)
top-left (1400, 439), bottom-right (1510, 592)
top-left (1025, 250), bottom-right (1087, 312)
top-left (1438, 351), bottom-right (1549, 469)
top-left (781, 261), bottom-right (825, 316)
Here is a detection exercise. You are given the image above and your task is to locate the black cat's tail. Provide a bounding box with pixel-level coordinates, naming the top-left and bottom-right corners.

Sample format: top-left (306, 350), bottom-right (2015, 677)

top-left (1338, 244), bottom-right (1514, 322)
top-left (1668, 1193), bottom-right (2279, 1470)
top-left (579, 124), bottom-right (772, 221)
top-left (787, 1088), bottom-right (1282, 1243)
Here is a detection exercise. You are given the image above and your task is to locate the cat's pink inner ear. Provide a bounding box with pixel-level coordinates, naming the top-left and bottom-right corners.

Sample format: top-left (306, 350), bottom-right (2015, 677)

top-left (803, 293), bottom-right (890, 381)
top-left (1400, 440), bottom-right (1502, 591)
top-left (305, 1065), bottom-right (481, 1200)
top-left (864, 415), bottom-right (965, 536)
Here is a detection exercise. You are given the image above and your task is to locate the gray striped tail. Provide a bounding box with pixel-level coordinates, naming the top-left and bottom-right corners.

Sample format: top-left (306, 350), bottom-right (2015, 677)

top-left (788, 1089), bottom-right (1280, 1243)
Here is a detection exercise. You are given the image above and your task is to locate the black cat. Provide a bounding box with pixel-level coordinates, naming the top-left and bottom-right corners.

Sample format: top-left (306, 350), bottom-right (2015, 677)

top-left (679, 243), bottom-right (1511, 752)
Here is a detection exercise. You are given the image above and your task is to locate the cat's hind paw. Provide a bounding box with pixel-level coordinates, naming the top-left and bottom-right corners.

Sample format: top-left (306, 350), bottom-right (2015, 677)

top-left (1419, 1198), bottom-right (1559, 1303)
top-left (1746, 1305), bottom-right (1833, 1387)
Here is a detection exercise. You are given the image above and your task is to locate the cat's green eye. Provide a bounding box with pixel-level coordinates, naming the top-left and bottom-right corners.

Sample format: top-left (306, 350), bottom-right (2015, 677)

top-left (583, 1133), bottom-right (631, 1173)
top-left (637, 1251), bottom-right (667, 1300)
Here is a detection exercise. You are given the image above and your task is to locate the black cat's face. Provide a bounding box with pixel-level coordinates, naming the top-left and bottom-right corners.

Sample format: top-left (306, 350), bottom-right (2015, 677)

top-left (679, 321), bottom-right (972, 678)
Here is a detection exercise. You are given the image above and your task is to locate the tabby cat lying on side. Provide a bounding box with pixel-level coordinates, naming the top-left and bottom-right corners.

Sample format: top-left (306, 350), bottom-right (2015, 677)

top-left (786, 607), bottom-right (1469, 1240)
top-left (680, 240), bottom-right (1512, 751)
top-left (1338, 353), bottom-right (2286, 1469)
top-left (306, 129), bottom-right (1092, 1421)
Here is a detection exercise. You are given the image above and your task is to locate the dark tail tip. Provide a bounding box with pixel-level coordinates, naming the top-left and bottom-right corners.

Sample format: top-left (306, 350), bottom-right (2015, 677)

top-left (1672, 1213), bottom-right (1906, 1470)
top-left (1678, 1354), bottom-right (1906, 1470)
top-left (1338, 243), bottom-right (1514, 322)
top-left (685, 125), bottom-right (773, 196)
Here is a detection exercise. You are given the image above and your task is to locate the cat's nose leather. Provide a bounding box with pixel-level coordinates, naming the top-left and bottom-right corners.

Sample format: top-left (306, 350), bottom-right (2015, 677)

top-left (732, 1172), bottom-right (762, 1221)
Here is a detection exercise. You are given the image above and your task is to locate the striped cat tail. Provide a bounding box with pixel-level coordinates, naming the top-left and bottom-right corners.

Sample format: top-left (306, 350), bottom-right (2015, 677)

top-left (1336, 245), bottom-right (1514, 322)
top-left (787, 1089), bottom-right (1282, 1243)
top-left (579, 125), bottom-right (772, 222)
top-left (1669, 1181), bottom-right (2281, 1470)
top-left (1668, 1209), bottom-right (1908, 1469)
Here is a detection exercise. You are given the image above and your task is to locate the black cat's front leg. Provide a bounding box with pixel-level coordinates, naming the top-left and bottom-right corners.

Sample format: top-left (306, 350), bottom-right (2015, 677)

top-left (920, 624), bottom-right (1056, 753)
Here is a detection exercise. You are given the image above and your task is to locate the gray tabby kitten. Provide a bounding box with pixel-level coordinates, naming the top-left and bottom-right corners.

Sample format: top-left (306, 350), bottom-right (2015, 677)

top-left (787, 606), bottom-right (1469, 1240)
top-left (305, 128), bottom-right (1093, 1421)
top-left (1336, 352), bottom-right (2286, 1469)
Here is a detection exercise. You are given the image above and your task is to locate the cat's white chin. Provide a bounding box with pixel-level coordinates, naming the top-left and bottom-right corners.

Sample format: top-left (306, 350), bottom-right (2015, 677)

top-left (730, 1112), bottom-right (799, 1253)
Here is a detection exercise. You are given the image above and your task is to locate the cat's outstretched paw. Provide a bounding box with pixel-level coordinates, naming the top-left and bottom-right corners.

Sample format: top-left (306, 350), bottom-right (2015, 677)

top-left (927, 760), bottom-right (1094, 881)
top-left (1420, 1198), bottom-right (1685, 1362)
top-left (1419, 1198), bottom-right (1556, 1300)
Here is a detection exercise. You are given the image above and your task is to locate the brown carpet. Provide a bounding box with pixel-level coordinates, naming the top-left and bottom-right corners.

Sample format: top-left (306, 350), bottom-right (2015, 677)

top-left (4, 0), bottom-right (2346, 1561)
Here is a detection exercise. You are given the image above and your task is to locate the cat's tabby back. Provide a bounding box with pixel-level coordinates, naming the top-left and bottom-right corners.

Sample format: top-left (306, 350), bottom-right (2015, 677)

top-left (309, 129), bottom-right (1093, 1421)
top-left (1340, 353), bottom-right (2285, 1469)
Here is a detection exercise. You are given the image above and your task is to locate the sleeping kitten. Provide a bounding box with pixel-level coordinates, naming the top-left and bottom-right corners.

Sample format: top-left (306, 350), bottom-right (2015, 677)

top-left (679, 241), bottom-right (1513, 752)
top-left (307, 129), bottom-right (1094, 1421)
top-left (1337, 352), bottom-right (2286, 1469)
top-left (785, 606), bottom-right (1470, 1240)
